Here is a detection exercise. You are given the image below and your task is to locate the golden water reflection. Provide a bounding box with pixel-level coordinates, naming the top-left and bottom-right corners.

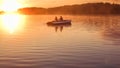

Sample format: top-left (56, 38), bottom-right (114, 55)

top-left (0, 13), bottom-right (26, 34)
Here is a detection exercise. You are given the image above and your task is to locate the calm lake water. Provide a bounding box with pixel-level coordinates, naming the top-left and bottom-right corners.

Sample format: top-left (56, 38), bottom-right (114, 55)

top-left (0, 14), bottom-right (120, 68)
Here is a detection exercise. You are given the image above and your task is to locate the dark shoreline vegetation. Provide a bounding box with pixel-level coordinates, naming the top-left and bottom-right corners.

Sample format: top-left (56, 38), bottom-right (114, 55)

top-left (0, 2), bottom-right (120, 15)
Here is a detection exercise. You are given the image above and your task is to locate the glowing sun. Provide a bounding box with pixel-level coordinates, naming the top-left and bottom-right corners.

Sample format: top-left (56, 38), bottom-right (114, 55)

top-left (1, 0), bottom-right (22, 12)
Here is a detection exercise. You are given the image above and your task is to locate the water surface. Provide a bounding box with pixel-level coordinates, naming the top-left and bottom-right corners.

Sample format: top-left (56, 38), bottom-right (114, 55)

top-left (0, 15), bottom-right (120, 68)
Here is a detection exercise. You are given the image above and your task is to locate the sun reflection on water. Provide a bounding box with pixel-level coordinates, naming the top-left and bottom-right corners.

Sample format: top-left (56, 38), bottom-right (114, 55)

top-left (0, 13), bottom-right (25, 34)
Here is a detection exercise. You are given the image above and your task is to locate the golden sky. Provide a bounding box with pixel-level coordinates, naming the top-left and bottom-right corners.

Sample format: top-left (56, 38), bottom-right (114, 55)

top-left (0, 0), bottom-right (119, 8)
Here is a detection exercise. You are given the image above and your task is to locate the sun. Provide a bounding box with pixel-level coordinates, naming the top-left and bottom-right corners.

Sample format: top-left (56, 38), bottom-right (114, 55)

top-left (1, 0), bottom-right (22, 12)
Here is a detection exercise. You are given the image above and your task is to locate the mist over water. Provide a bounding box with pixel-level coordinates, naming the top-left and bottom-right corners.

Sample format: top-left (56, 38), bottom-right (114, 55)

top-left (0, 15), bottom-right (120, 68)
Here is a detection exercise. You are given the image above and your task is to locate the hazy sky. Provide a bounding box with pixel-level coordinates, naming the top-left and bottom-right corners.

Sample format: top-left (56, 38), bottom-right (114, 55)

top-left (0, 0), bottom-right (119, 8)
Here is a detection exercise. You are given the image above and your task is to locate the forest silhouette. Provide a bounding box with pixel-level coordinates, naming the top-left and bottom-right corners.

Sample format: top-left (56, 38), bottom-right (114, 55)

top-left (1, 2), bottom-right (120, 15)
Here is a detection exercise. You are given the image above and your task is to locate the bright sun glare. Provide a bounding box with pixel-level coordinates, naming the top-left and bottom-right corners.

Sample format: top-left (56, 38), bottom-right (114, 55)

top-left (1, 14), bottom-right (25, 33)
top-left (1, 0), bottom-right (22, 12)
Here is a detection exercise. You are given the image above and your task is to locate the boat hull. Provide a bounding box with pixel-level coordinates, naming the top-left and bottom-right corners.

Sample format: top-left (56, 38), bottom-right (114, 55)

top-left (47, 20), bottom-right (71, 25)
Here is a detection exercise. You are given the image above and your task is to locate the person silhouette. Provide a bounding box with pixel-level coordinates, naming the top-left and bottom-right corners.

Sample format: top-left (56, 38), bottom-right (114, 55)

top-left (55, 16), bottom-right (58, 21)
top-left (59, 16), bottom-right (63, 21)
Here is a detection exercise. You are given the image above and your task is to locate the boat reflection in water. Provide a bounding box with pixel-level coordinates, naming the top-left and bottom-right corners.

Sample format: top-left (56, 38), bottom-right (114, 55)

top-left (47, 23), bottom-right (72, 32)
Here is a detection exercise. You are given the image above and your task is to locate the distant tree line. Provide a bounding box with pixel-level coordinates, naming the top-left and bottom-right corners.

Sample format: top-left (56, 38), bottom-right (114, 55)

top-left (16, 3), bottom-right (120, 15)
